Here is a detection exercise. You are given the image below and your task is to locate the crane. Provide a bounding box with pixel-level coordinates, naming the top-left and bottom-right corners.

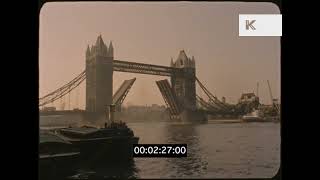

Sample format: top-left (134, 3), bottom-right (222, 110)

top-left (256, 82), bottom-right (259, 98)
top-left (267, 80), bottom-right (280, 114)
top-left (267, 80), bottom-right (273, 104)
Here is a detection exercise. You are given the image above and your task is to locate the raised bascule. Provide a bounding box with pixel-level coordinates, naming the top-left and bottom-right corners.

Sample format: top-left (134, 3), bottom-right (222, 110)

top-left (39, 35), bottom-right (234, 122)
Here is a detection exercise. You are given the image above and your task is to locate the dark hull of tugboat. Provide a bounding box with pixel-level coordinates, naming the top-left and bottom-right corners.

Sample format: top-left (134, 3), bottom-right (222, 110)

top-left (53, 127), bottom-right (139, 162)
top-left (70, 136), bottom-right (139, 161)
top-left (39, 153), bottom-right (80, 166)
top-left (39, 152), bottom-right (80, 179)
top-left (39, 130), bottom-right (81, 179)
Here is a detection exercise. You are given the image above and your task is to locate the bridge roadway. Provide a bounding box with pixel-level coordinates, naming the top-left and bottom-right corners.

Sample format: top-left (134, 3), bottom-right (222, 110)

top-left (113, 60), bottom-right (182, 76)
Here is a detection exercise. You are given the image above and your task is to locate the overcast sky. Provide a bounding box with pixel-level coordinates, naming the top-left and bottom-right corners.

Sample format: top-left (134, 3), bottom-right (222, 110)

top-left (39, 2), bottom-right (280, 110)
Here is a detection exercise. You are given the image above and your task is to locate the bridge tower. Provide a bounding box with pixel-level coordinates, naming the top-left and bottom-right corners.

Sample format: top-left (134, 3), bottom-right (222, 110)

top-left (85, 35), bottom-right (114, 116)
top-left (170, 50), bottom-right (207, 122)
top-left (170, 50), bottom-right (197, 111)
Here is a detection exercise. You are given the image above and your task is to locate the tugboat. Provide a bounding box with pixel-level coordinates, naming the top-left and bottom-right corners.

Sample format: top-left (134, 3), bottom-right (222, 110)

top-left (53, 105), bottom-right (139, 161)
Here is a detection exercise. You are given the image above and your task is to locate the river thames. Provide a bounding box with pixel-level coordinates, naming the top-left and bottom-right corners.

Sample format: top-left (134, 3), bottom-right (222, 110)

top-left (40, 120), bottom-right (280, 179)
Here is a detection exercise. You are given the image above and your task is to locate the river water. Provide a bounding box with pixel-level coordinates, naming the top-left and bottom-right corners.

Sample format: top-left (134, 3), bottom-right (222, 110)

top-left (40, 120), bottom-right (280, 179)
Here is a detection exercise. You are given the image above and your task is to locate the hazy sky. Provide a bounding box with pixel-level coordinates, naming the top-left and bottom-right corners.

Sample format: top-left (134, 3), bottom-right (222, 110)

top-left (39, 2), bottom-right (280, 110)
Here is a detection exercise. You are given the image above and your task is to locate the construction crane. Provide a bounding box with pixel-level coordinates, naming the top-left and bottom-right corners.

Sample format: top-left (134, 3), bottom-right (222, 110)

top-left (256, 82), bottom-right (259, 98)
top-left (267, 80), bottom-right (280, 114)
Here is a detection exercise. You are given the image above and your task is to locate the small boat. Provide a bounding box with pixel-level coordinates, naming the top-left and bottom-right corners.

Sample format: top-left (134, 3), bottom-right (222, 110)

top-left (241, 109), bottom-right (267, 122)
top-left (39, 130), bottom-right (80, 178)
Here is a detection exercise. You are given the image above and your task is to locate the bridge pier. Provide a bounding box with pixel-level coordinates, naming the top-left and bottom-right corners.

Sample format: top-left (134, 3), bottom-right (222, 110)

top-left (179, 110), bottom-right (208, 122)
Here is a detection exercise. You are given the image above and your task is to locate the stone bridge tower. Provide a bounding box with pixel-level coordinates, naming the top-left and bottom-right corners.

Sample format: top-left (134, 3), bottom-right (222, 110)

top-left (170, 50), bottom-right (207, 122)
top-left (85, 35), bottom-right (114, 116)
top-left (170, 50), bottom-right (196, 111)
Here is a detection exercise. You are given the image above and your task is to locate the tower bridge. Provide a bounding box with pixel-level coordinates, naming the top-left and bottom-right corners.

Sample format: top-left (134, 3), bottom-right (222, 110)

top-left (40, 35), bottom-right (235, 121)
